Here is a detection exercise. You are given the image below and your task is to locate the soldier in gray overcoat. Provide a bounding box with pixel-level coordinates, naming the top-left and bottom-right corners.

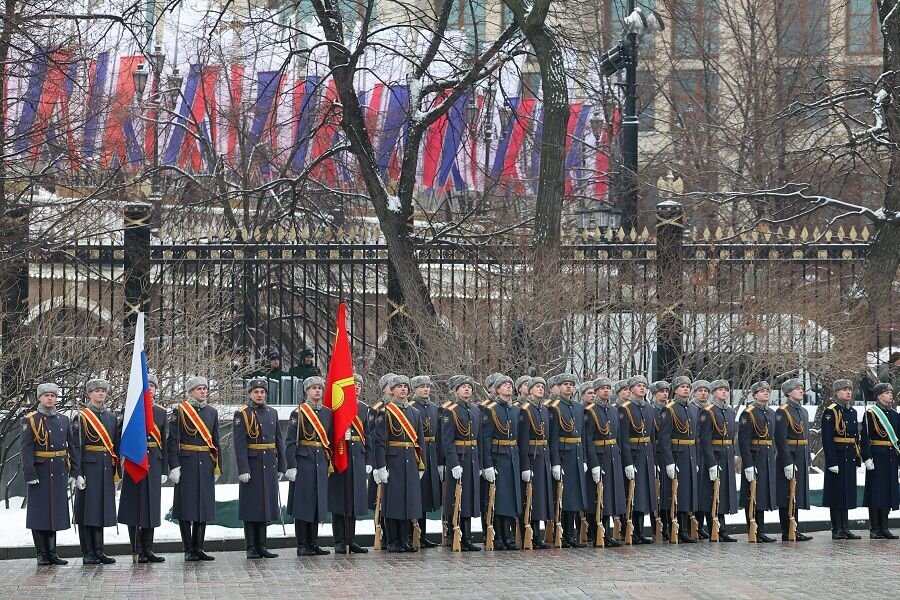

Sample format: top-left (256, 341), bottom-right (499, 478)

top-left (442, 376), bottom-right (482, 551)
top-left (234, 377), bottom-right (286, 559)
top-left (71, 378), bottom-right (119, 564)
top-left (548, 373), bottom-right (588, 547)
top-left (739, 381), bottom-right (778, 542)
top-left (698, 379), bottom-right (738, 542)
top-left (21, 383), bottom-right (75, 565)
top-left (481, 375), bottom-right (521, 550)
top-left (167, 376), bottom-right (220, 561)
top-left (117, 373), bottom-right (168, 563)
top-left (373, 375), bottom-right (425, 553)
top-left (775, 378), bottom-right (813, 541)
top-left (286, 376), bottom-right (332, 556)
top-left (409, 375), bottom-right (441, 547)
top-left (689, 380), bottom-right (711, 538)
top-left (584, 378), bottom-right (625, 547)
top-left (658, 382), bottom-right (700, 543)
top-left (517, 377), bottom-right (553, 549)
top-left (617, 376), bottom-right (657, 544)
top-left (328, 375), bottom-right (370, 554)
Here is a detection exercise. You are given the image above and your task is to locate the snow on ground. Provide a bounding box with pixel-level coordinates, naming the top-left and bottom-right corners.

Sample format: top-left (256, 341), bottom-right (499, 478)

top-left (2, 468), bottom-right (892, 548)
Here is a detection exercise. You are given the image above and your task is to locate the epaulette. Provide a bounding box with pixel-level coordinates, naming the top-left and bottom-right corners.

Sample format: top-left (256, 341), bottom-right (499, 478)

top-left (446, 403), bottom-right (458, 412)
top-left (441, 400), bottom-right (453, 409)
top-left (621, 400), bottom-right (631, 408)
top-left (237, 405), bottom-right (248, 413)
top-left (486, 401), bottom-right (497, 409)
top-left (704, 403), bottom-right (715, 412)
top-left (826, 403), bottom-right (837, 411)
top-left (521, 402), bottom-right (531, 413)
top-left (666, 401), bottom-right (675, 408)
top-left (25, 410), bottom-right (37, 419)
top-left (745, 405), bottom-right (756, 413)
top-left (779, 403), bottom-right (789, 411)
top-left (542, 399), bottom-right (553, 408)
top-left (371, 401), bottom-right (384, 411)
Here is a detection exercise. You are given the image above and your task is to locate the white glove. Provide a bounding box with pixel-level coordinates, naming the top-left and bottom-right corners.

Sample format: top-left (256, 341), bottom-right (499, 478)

top-left (696, 465), bottom-right (699, 473)
top-left (161, 474), bottom-right (168, 484)
top-left (865, 458), bottom-right (874, 471)
top-left (438, 466), bottom-right (445, 481)
top-left (483, 467), bottom-right (496, 483)
top-left (828, 465), bottom-right (839, 474)
top-left (784, 464), bottom-right (795, 480)
top-left (344, 429), bottom-right (351, 440)
top-left (591, 466), bottom-right (602, 483)
top-left (372, 469), bottom-right (382, 484)
top-left (76, 475), bottom-right (86, 490)
top-left (451, 465), bottom-right (463, 480)
top-left (583, 462), bottom-right (588, 473)
top-left (239, 473), bottom-right (251, 483)
top-left (521, 470), bottom-right (533, 483)
top-left (418, 470), bottom-right (425, 479)
top-left (551, 465), bottom-right (562, 481)
top-left (277, 472), bottom-right (284, 481)
top-left (285, 468), bottom-right (297, 482)
top-left (666, 464), bottom-right (676, 480)
top-left (169, 467), bottom-right (181, 485)
top-left (708, 466), bottom-right (719, 481)
top-left (624, 465), bottom-right (636, 480)
top-left (27, 479), bottom-right (39, 485)
top-left (366, 464), bottom-right (373, 474)
top-left (377, 467), bottom-right (389, 484)
top-left (744, 467), bottom-right (756, 482)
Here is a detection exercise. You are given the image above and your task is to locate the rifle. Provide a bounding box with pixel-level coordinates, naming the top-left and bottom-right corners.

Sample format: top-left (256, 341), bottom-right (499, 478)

top-left (440, 478), bottom-right (447, 546)
top-left (451, 480), bottom-right (462, 552)
top-left (579, 512), bottom-right (589, 544)
top-left (624, 478), bottom-right (635, 545)
top-left (690, 512), bottom-right (699, 541)
top-left (788, 471), bottom-right (798, 542)
top-left (710, 471), bottom-right (721, 542)
top-left (670, 474), bottom-right (679, 544)
top-left (373, 483), bottom-right (384, 550)
top-left (655, 476), bottom-right (663, 542)
top-left (412, 518), bottom-right (421, 550)
top-left (553, 481), bottom-right (564, 548)
top-left (485, 482), bottom-right (496, 550)
top-left (595, 480), bottom-right (605, 547)
top-left (523, 481), bottom-right (534, 549)
top-left (747, 478), bottom-right (758, 543)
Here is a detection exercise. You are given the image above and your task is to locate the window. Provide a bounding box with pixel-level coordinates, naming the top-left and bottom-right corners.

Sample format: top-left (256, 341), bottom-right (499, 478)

top-left (780, 65), bottom-right (828, 123)
top-left (672, 0), bottom-right (719, 57)
top-left (636, 70), bottom-right (656, 129)
top-left (847, 0), bottom-right (882, 55)
top-left (502, 2), bottom-right (515, 28)
top-left (671, 69), bottom-right (718, 126)
top-left (778, 0), bottom-right (828, 56)
top-left (449, 0), bottom-right (487, 44)
top-left (844, 66), bottom-right (880, 120)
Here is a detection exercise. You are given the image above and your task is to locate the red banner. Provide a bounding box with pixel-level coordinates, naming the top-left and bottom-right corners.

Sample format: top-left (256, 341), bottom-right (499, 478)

top-left (324, 302), bottom-right (358, 473)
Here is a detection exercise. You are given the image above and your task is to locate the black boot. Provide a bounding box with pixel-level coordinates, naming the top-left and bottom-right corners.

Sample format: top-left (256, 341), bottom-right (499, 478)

top-left (869, 508), bottom-right (884, 538)
top-left (33, 530), bottom-right (51, 566)
top-left (880, 508), bottom-right (898, 539)
top-left (310, 521), bottom-right (330, 555)
top-left (93, 528), bottom-right (115, 564)
top-left (419, 518), bottom-right (437, 548)
top-left (347, 518), bottom-right (367, 553)
top-left (532, 521), bottom-right (550, 549)
top-left (79, 526), bottom-right (98, 564)
top-left (256, 522), bottom-right (278, 558)
top-left (696, 511), bottom-right (709, 540)
top-left (603, 515), bottom-right (622, 547)
top-left (841, 511), bottom-right (860, 539)
top-left (332, 515), bottom-right (346, 554)
top-left (567, 512), bottom-right (586, 547)
top-left (179, 520), bottom-right (198, 561)
top-left (503, 517), bottom-right (519, 550)
top-left (128, 526), bottom-right (141, 562)
top-left (717, 515), bottom-right (737, 542)
top-left (386, 519), bottom-right (404, 553)
top-left (45, 531), bottom-right (68, 565)
top-left (400, 520), bottom-right (417, 553)
top-left (245, 523), bottom-right (262, 559)
top-left (634, 512), bottom-right (653, 544)
top-left (756, 511), bottom-right (775, 542)
top-left (142, 528), bottom-right (165, 562)
top-left (677, 513), bottom-right (697, 543)
top-left (194, 522), bottom-right (215, 560)
top-left (830, 508), bottom-right (846, 539)
top-left (461, 518), bottom-right (481, 551)
top-left (296, 520), bottom-right (315, 556)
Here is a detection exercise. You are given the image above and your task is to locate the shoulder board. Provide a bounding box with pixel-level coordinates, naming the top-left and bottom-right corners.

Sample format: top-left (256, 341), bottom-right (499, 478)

top-left (521, 403), bottom-right (531, 413)
top-left (665, 401), bottom-right (675, 408)
top-left (745, 405), bottom-right (756, 413)
top-left (441, 400), bottom-right (453, 409)
top-left (371, 402), bottom-right (383, 410)
top-left (779, 403), bottom-right (790, 412)
top-left (826, 403), bottom-right (837, 411)
top-left (237, 405), bottom-right (248, 413)
top-left (549, 399), bottom-right (560, 408)
top-left (25, 410), bottom-right (37, 419)
top-left (622, 401), bottom-right (631, 408)
top-left (704, 403), bottom-right (714, 412)
top-left (447, 403), bottom-right (458, 412)
top-left (486, 401), bottom-right (497, 409)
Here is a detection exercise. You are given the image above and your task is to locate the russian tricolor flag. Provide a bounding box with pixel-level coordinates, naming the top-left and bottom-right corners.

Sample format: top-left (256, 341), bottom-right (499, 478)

top-left (121, 312), bottom-right (153, 482)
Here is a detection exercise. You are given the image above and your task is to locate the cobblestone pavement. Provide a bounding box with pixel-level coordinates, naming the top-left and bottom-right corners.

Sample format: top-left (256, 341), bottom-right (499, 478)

top-left (1, 536), bottom-right (895, 599)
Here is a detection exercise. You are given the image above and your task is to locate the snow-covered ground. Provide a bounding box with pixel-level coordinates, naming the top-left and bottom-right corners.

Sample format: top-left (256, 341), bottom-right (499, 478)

top-left (2, 468), bottom-right (892, 548)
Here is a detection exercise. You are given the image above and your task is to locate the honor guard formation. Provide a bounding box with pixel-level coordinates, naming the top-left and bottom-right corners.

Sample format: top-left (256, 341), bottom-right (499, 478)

top-left (19, 372), bottom-right (900, 565)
